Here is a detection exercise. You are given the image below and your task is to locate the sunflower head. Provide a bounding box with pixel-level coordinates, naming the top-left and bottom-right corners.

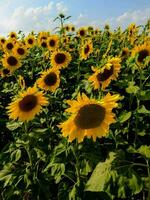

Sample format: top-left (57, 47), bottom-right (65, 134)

top-left (65, 25), bottom-right (70, 32)
top-left (47, 35), bottom-right (59, 51)
top-left (80, 40), bottom-right (93, 60)
top-left (71, 26), bottom-right (75, 32)
top-left (131, 42), bottom-right (150, 67)
top-left (13, 42), bottom-right (27, 58)
top-left (89, 57), bottom-right (121, 90)
top-left (9, 32), bottom-right (17, 39)
top-left (2, 53), bottom-right (21, 72)
top-left (87, 26), bottom-right (94, 33)
top-left (59, 93), bottom-right (120, 142)
top-left (18, 75), bottom-right (26, 89)
top-left (78, 27), bottom-right (87, 38)
top-left (50, 50), bottom-right (72, 69)
top-left (7, 87), bottom-right (48, 122)
top-left (3, 39), bottom-right (15, 52)
top-left (38, 31), bottom-right (50, 42)
top-left (0, 68), bottom-right (11, 77)
top-left (37, 67), bottom-right (60, 92)
top-left (95, 29), bottom-right (99, 35)
top-left (0, 37), bottom-right (6, 46)
top-left (39, 39), bottom-right (48, 48)
top-left (121, 47), bottom-right (130, 58)
top-left (25, 35), bottom-right (36, 48)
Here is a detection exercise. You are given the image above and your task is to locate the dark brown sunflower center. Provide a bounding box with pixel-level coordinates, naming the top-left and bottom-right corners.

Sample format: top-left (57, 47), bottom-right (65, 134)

top-left (41, 41), bottom-right (47, 48)
top-left (138, 50), bottom-right (149, 63)
top-left (28, 39), bottom-right (33, 44)
top-left (54, 53), bottom-right (66, 64)
top-left (66, 26), bottom-right (69, 31)
top-left (19, 95), bottom-right (37, 112)
top-left (69, 44), bottom-right (74, 49)
top-left (7, 56), bottom-right (18, 66)
top-left (97, 66), bottom-right (114, 82)
top-left (74, 104), bottom-right (105, 129)
top-left (84, 45), bottom-right (90, 54)
top-left (11, 34), bottom-right (15, 38)
top-left (41, 36), bottom-right (47, 40)
top-left (80, 30), bottom-right (85, 36)
top-left (44, 72), bottom-right (57, 86)
top-left (3, 68), bottom-right (10, 74)
top-left (17, 48), bottom-right (25, 55)
top-left (6, 43), bottom-right (13, 50)
top-left (49, 39), bottom-right (55, 47)
top-left (122, 50), bottom-right (128, 57)
top-left (1, 39), bottom-right (5, 43)
top-left (72, 27), bottom-right (75, 31)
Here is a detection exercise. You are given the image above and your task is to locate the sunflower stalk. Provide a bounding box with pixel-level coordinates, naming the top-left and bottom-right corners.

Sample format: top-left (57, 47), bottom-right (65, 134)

top-left (23, 122), bottom-right (33, 166)
top-left (71, 143), bottom-right (80, 186)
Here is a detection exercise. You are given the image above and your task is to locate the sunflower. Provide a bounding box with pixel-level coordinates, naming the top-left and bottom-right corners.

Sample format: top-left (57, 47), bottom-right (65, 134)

top-left (78, 27), bottom-right (87, 38)
top-left (47, 35), bottom-right (59, 51)
top-left (0, 37), bottom-right (6, 47)
top-left (80, 40), bottom-right (93, 60)
top-left (0, 68), bottom-right (11, 77)
top-left (7, 87), bottom-right (48, 122)
top-left (18, 75), bottom-right (25, 89)
top-left (50, 50), bottom-right (71, 69)
top-left (9, 32), bottom-right (17, 40)
top-left (3, 39), bottom-right (15, 52)
top-left (2, 53), bottom-right (21, 72)
top-left (95, 29), bottom-right (100, 35)
top-left (37, 67), bottom-right (60, 92)
top-left (64, 25), bottom-right (70, 32)
top-left (88, 26), bottom-right (94, 33)
top-left (71, 26), bottom-right (75, 32)
top-left (39, 39), bottom-right (48, 48)
top-left (25, 35), bottom-right (36, 48)
top-left (38, 31), bottom-right (50, 42)
top-left (59, 93), bottom-right (120, 142)
top-left (13, 43), bottom-right (27, 58)
top-left (89, 57), bottom-right (121, 90)
top-left (61, 36), bottom-right (69, 45)
top-left (131, 42), bottom-right (150, 66)
top-left (121, 47), bottom-right (130, 59)
top-left (127, 23), bottom-right (138, 44)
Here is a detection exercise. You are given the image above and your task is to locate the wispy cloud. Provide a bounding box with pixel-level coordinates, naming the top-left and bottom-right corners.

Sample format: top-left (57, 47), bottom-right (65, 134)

top-left (105, 8), bottom-right (150, 29)
top-left (0, 0), bottom-right (149, 35)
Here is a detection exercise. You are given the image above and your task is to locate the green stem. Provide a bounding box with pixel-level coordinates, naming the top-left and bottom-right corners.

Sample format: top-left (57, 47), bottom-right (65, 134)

top-left (24, 122), bottom-right (32, 166)
top-left (71, 143), bottom-right (80, 185)
top-left (146, 160), bottom-right (150, 200)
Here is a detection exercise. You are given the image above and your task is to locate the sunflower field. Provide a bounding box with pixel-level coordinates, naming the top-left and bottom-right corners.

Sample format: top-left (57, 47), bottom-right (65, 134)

top-left (0, 15), bottom-right (150, 200)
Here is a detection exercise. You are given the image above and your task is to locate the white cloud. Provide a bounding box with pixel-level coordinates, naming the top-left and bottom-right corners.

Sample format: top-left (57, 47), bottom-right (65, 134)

top-left (110, 8), bottom-right (150, 29)
top-left (0, 1), bottom-right (60, 35)
top-left (0, 1), bottom-right (149, 36)
top-left (73, 13), bottom-right (88, 27)
top-left (56, 1), bottom-right (68, 14)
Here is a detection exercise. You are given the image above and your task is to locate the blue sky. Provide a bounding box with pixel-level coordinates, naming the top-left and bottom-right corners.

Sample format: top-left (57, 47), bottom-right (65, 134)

top-left (0, 0), bottom-right (150, 34)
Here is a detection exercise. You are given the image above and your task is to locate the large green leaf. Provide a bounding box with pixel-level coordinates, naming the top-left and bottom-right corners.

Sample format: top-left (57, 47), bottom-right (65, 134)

top-left (85, 152), bottom-right (116, 192)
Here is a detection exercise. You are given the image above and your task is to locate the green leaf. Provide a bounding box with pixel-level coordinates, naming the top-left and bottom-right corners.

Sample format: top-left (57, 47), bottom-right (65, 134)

top-left (51, 163), bottom-right (65, 184)
top-left (126, 82), bottom-right (139, 94)
top-left (85, 152), bottom-right (116, 192)
top-left (6, 121), bottom-right (23, 131)
top-left (15, 149), bottom-right (21, 161)
top-left (138, 145), bottom-right (150, 159)
top-left (140, 90), bottom-right (150, 100)
top-left (119, 111), bottom-right (132, 123)
top-left (137, 105), bottom-right (150, 114)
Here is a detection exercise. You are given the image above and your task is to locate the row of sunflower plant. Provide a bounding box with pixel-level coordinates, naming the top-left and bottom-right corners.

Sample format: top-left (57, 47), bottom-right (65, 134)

top-left (0, 15), bottom-right (150, 200)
